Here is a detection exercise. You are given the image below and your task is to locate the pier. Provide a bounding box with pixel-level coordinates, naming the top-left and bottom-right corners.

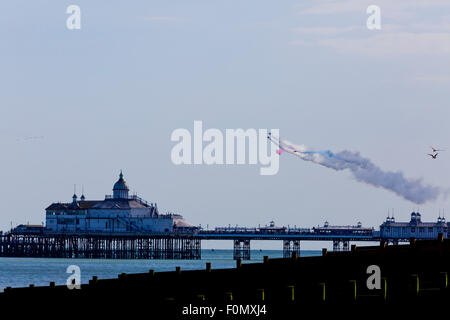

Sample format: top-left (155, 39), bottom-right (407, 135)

top-left (0, 227), bottom-right (395, 261)
top-left (1, 212), bottom-right (448, 260)
top-left (3, 172), bottom-right (444, 261)
top-left (0, 233), bottom-right (201, 259)
top-left (0, 224), bottom-right (381, 260)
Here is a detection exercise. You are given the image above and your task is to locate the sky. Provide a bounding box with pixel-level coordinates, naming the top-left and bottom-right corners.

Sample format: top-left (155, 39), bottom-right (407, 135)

top-left (1, 0), bottom-right (450, 249)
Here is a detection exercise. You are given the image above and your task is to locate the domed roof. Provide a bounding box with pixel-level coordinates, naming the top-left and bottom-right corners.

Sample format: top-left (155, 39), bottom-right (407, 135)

top-left (113, 171), bottom-right (129, 191)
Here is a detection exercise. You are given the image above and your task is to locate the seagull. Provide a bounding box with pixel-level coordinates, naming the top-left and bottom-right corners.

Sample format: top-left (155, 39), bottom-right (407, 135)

top-left (427, 153), bottom-right (438, 159)
top-left (430, 146), bottom-right (444, 153)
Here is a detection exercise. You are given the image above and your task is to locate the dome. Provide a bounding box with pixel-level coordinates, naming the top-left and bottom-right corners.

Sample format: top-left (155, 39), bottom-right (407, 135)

top-left (113, 171), bottom-right (129, 199)
top-left (113, 171), bottom-right (129, 191)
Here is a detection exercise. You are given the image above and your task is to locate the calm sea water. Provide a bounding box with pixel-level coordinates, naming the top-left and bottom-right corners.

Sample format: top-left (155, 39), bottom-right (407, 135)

top-left (0, 250), bottom-right (321, 291)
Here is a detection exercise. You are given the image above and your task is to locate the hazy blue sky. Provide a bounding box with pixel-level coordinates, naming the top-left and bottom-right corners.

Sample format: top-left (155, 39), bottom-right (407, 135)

top-left (1, 1), bottom-right (450, 249)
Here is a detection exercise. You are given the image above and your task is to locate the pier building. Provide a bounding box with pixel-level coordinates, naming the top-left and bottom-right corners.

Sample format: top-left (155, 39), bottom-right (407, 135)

top-left (45, 171), bottom-right (194, 233)
top-left (380, 212), bottom-right (448, 241)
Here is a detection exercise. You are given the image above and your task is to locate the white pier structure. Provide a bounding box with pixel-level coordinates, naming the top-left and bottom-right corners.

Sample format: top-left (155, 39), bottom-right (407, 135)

top-left (45, 171), bottom-right (193, 233)
top-left (379, 212), bottom-right (448, 244)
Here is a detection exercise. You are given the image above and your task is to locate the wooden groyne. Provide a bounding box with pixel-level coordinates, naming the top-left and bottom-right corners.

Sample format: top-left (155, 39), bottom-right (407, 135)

top-left (1, 235), bottom-right (449, 315)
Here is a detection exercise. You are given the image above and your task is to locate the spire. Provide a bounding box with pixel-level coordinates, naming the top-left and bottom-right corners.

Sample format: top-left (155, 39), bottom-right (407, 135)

top-left (72, 184), bottom-right (77, 203)
top-left (80, 185), bottom-right (85, 201)
top-left (120, 170), bottom-right (123, 179)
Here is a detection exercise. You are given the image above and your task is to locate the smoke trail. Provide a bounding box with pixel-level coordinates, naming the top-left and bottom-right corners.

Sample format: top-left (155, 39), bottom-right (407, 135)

top-left (272, 136), bottom-right (441, 204)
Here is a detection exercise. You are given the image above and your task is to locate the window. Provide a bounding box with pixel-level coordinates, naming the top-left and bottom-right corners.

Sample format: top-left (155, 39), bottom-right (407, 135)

top-left (411, 227), bottom-right (415, 233)
top-left (428, 227), bottom-right (433, 233)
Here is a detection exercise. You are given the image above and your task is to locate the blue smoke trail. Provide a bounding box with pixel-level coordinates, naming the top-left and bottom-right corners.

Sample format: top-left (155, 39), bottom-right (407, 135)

top-left (298, 150), bottom-right (335, 158)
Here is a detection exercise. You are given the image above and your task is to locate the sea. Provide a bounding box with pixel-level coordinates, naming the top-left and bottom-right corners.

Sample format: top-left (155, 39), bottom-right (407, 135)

top-left (0, 249), bottom-right (322, 291)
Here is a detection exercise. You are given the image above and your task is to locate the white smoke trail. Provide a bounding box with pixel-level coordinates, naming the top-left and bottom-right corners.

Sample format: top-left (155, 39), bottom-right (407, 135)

top-left (270, 134), bottom-right (441, 204)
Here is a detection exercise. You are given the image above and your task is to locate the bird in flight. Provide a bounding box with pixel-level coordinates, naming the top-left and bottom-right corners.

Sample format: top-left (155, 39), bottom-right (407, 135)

top-left (430, 146), bottom-right (444, 153)
top-left (427, 153), bottom-right (438, 159)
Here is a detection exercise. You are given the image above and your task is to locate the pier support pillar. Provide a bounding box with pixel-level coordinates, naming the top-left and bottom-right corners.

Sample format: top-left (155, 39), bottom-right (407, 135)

top-left (333, 240), bottom-right (350, 252)
top-left (233, 239), bottom-right (250, 260)
top-left (283, 240), bottom-right (300, 258)
top-left (342, 240), bottom-right (349, 252)
top-left (333, 240), bottom-right (341, 252)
